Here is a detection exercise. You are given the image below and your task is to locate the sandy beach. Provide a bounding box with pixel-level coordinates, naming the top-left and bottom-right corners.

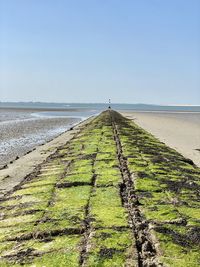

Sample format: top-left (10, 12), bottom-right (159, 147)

top-left (122, 111), bottom-right (200, 167)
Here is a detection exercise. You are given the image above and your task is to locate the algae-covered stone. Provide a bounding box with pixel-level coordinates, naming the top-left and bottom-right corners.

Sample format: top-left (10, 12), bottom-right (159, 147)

top-left (0, 110), bottom-right (199, 266)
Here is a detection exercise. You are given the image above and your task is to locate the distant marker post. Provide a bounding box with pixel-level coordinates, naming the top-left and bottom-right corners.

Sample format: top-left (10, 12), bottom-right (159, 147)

top-left (108, 99), bottom-right (111, 109)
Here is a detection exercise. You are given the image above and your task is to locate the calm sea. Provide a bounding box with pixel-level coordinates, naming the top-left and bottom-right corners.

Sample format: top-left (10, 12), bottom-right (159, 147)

top-left (1, 102), bottom-right (200, 114)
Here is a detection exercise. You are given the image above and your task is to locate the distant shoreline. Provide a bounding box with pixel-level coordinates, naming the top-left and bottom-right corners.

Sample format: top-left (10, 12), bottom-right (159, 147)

top-left (121, 109), bottom-right (200, 114)
top-left (1, 102), bottom-right (200, 113)
top-left (0, 106), bottom-right (85, 112)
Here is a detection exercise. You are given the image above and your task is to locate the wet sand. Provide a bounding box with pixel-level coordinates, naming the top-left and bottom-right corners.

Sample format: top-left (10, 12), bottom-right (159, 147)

top-left (0, 117), bottom-right (93, 197)
top-left (0, 117), bottom-right (80, 168)
top-left (0, 108), bottom-right (81, 168)
top-left (122, 111), bottom-right (200, 167)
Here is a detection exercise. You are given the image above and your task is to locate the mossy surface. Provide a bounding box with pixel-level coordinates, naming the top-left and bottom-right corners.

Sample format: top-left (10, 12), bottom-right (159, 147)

top-left (112, 110), bottom-right (200, 266)
top-left (87, 229), bottom-right (135, 267)
top-left (0, 110), bottom-right (199, 266)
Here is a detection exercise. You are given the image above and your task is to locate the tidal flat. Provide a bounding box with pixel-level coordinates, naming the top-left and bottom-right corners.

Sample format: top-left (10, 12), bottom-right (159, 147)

top-left (0, 107), bottom-right (82, 168)
top-left (0, 110), bottom-right (199, 266)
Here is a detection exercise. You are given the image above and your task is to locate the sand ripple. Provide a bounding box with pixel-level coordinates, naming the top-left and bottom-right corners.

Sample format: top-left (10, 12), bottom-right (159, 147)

top-left (0, 111), bottom-right (80, 167)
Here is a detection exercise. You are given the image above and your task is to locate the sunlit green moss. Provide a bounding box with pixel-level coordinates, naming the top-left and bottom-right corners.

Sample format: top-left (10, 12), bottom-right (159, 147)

top-left (87, 229), bottom-right (136, 267)
top-left (32, 250), bottom-right (80, 267)
top-left (115, 111), bottom-right (200, 266)
top-left (62, 173), bottom-right (92, 183)
top-left (0, 110), bottom-right (199, 266)
top-left (90, 187), bottom-right (128, 228)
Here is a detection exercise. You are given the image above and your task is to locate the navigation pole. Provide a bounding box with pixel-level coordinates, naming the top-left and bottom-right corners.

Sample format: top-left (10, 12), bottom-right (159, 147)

top-left (108, 99), bottom-right (111, 109)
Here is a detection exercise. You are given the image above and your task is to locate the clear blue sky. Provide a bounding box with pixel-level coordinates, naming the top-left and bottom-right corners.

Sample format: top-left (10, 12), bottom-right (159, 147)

top-left (0, 0), bottom-right (199, 104)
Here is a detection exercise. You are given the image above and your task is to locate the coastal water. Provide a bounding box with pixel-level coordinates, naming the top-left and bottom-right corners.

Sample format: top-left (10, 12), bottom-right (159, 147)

top-left (0, 102), bottom-right (200, 168)
top-left (1, 102), bottom-right (200, 112)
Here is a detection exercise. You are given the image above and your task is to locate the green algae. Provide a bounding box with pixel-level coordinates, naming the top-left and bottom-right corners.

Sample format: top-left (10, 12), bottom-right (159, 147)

top-left (62, 173), bottom-right (92, 183)
top-left (90, 187), bottom-right (128, 228)
top-left (113, 111), bottom-right (200, 266)
top-left (87, 229), bottom-right (135, 267)
top-left (0, 110), bottom-right (199, 266)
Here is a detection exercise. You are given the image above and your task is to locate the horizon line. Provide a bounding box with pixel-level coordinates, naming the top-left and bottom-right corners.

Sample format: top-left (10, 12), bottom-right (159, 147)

top-left (0, 101), bottom-right (200, 107)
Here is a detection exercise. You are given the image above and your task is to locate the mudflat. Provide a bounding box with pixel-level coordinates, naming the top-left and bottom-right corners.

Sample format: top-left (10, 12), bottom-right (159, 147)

top-left (122, 111), bottom-right (200, 167)
top-left (0, 107), bottom-right (82, 168)
top-left (0, 117), bottom-right (92, 197)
